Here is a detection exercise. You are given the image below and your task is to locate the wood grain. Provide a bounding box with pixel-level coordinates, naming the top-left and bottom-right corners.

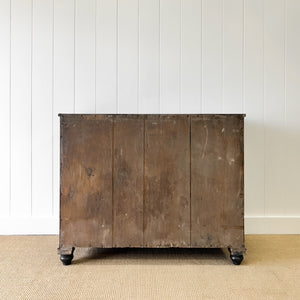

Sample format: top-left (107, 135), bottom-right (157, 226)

top-left (144, 115), bottom-right (190, 247)
top-left (59, 114), bottom-right (245, 252)
top-left (113, 115), bottom-right (144, 247)
top-left (191, 115), bottom-right (244, 251)
top-left (60, 115), bottom-right (113, 248)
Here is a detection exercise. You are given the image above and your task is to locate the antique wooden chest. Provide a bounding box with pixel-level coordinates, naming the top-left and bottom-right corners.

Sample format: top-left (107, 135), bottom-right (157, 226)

top-left (58, 114), bottom-right (246, 265)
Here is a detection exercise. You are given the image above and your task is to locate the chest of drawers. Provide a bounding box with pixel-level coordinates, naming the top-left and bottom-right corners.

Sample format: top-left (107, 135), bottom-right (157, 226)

top-left (58, 114), bottom-right (245, 265)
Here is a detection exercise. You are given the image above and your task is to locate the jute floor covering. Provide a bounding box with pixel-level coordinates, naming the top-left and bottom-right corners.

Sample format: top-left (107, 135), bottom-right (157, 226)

top-left (0, 235), bottom-right (299, 299)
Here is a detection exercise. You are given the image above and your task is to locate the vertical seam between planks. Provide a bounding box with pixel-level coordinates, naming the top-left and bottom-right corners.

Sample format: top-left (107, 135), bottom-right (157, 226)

top-left (111, 117), bottom-right (114, 246)
top-left (30, 0), bottom-right (33, 216)
top-left (9, 0), bottom-right (12, 216)
top-left (143, 116), bottom-right (145, 246)
top-left (51, 0), bottom-right (55, 216)
top-left (189, 115), bottom-right (191, 246)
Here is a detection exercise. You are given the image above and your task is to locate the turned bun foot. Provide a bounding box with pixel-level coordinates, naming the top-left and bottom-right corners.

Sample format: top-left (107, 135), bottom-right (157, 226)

top-left (230, 254), bottom-right (243, 265)
top-left (60, 247), bottom-right (75, 265)
top-left (228, 248), bottom-right (244, 265)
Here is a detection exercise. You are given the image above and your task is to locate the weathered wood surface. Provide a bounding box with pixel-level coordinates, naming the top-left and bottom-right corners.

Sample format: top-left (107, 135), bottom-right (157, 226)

top-left (144, 115), bottom-right (190, 247)
top-left (191, 115), bottom-right (244, 250)
top-left (113, 115), bottom-right (144, 247)
top-left (60, 115), bottom-right (113, 248)
top-left (59, 114), bottom-right (245, 251)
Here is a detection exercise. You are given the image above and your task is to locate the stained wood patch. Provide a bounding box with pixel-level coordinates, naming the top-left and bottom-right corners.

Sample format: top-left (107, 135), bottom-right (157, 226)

top-left (113, 116), bottom-right (144, 247)
top-left (60, 115), bottom-right (113, 248)
top-left (144, 115), bottom-right (190, 247)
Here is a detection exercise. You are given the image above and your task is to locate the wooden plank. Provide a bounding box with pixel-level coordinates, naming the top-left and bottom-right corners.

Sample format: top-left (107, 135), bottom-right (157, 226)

top-left (32, 0), bottom-right (53, 216)
top-left (60, 115), bottom-right (113, 248)
top-left (160, 0), bottom-right (181, 113)
top-left (113, 115), bottom-right (144, 247)
top-left (74, 0), bottom-right (96, 113)
top-left (53, 0), bottom-right (75, 217)
top-left (96, 0), bottom-right (117, 113)
top-left (144, 115), bottom-right (190, 247)
top-left (222, 116), bottom-right (244, 249)
top-left (191, 115), bottom-right (244, 250)
top-left (0, 0), bottom-right (10, 216)
top-left (139, 0), bottom-right (160, 113)
top-left (10, 0), bottom-right (32, 216)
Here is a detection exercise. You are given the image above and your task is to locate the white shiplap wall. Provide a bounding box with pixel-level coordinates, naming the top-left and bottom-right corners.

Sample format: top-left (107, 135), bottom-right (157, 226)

top-left (0, 0), bottom-right (300, 234)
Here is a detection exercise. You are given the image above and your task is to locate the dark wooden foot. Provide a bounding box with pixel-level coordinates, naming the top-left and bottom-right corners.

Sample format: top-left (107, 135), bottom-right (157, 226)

top-left (228, 247), bottom-right (244, 265)
top-left (230, 253), bottom-right (243, 265)
top-left (60, 247), bottom-right (75, 265)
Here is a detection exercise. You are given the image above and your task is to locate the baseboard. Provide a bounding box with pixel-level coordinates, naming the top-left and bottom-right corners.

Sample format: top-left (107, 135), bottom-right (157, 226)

top-left (0, 216), bottom-right (299, 235)
top-left (0, 216), bottom-right (59, 235)
top-left (245, 216), bottom-right (300, 234)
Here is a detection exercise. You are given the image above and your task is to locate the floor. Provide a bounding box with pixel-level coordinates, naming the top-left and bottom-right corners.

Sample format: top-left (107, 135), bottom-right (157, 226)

top-left (0, 235), bottom-right (299, 299)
